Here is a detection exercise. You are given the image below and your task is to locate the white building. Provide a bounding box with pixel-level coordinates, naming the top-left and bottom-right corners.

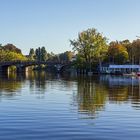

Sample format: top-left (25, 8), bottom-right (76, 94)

top-left (100, 64), bottom-right (140, 74)
top-left (70, 55), bottom-right (77, 62)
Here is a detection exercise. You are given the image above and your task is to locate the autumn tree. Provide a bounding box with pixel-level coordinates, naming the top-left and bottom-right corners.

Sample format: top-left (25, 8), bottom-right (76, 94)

top-left (108, 41), bottom-right (128, 64)
top-left (131, 39), bottom-right (140, 64)
top-left (120, 40), bottom-right (132, 63)
top-left (0, 43), bottom-right (27, 62)
top-left (3, 44), bottom-right (22, 54)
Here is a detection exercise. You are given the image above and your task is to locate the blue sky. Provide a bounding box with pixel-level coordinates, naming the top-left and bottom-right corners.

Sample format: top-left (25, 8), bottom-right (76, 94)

top-left (0, 0), bottom-right (140, 54)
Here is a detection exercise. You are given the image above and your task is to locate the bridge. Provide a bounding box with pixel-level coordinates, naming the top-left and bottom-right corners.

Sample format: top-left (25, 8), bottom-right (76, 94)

top-left (0, 61), bottom-right (72, 73)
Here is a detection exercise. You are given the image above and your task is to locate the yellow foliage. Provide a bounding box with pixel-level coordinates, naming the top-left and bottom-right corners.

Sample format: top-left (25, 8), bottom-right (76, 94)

top-left (0, 50), bottom-right (27, 62)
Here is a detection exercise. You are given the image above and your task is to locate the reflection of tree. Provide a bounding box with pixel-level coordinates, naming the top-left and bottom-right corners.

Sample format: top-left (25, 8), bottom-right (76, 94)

top-left (108, 87), bottom-right (129, 103)
top-left (76, 76), bottom-right (108, 117)
top-left (102, 76), bottom-right (140, 109)
top-left (0, 72), bottom-right (23, 98)
top-left (26, 71), bottom-right (62, 93)
top-left (26, 71), bottom-right (47, 93)
top-left (75, 75), bottom-right (140, 118)
top-left (130, 84), bottom-right (140, 109)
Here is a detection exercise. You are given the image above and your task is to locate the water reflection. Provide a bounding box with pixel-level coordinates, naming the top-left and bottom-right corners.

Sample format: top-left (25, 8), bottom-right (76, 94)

top-left (1, 72), bottom-right (140, 140)
top-left (0, 72), bottom-right (140, 113)
top-left (75, 76), bottom-right (107, 118)
top-left (75, 75), bottom-right (140, 116)
top-left (0, 73), bottom-right (23, 92)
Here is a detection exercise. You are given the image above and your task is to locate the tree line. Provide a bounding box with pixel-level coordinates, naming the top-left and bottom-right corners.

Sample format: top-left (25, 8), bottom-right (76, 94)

top-left (70, 28), bottom-right (140, 71)
top-left (28, 47), bottom-right (74, 63)
top-left (1, 27), bottom-right (140, 71)
top-left (0, 44), bottom-right (27, 62)
top-left (0, 44), bottom-right (74, 64)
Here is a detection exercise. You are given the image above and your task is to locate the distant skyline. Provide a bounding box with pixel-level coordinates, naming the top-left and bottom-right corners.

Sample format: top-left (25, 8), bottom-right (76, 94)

top-left (0, 0), bottom-right (140, 54)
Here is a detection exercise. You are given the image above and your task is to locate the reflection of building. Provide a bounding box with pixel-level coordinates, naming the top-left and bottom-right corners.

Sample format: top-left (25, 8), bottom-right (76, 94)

top-left (100, 75), bottom-right (140, 86)
top-left (108, 76), bottom-right (139, 86)
top-left (100, 64), bottom-right (140, 74)
top-left (99, 75), bottom-right (140, 105)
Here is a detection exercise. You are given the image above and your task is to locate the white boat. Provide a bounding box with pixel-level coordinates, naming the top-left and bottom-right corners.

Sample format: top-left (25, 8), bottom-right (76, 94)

top-left (123, 72), bottom-right (136, 77)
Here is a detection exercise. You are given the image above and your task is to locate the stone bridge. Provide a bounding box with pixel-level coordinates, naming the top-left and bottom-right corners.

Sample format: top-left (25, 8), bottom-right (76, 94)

top-left (0, 61), bottom-right (72, 73)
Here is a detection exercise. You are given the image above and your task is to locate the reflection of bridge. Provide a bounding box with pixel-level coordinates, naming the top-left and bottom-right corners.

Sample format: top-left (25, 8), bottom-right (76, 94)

top-left (0, 61), bottom-right (72, 73)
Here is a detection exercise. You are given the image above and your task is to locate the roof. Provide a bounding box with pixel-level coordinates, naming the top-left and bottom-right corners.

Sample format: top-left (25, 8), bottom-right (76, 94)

top-left (109, 65), bottom-right (140, 69)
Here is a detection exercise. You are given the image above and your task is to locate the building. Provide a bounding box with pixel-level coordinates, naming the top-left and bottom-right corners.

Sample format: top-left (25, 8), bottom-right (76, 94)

top-left (100, 64), bottom-right (140, 74)
top-left (70, 55), bottom-right (77, 62)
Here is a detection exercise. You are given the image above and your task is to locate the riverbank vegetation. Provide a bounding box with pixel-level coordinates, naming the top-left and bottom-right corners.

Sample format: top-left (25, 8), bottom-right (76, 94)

top-left (28, 47), bottom-right (74, 63)
top-left (70, 28), bottom-right (140, 72)
top-left (0, 27), bottom-right (140, 72)
top-left (0, 44), bottom-right (27, 62)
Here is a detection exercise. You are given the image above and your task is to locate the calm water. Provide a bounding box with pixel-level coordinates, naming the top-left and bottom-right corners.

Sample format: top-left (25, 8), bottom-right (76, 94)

top-left (0, 72), bottom-right (140, 140)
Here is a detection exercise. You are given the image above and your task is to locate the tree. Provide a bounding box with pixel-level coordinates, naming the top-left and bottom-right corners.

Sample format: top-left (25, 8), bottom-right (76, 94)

top-left (29, 48), bottom-right (35, 60)
top-left (41, 47), bottom-right (48, 61)
top-left (35, 47), bottom-right (48, 62)
top-left (47, 52), bottom-right (54, 61)
top-left (35, 47), bottom-right (41, 61)
top-left (131, 39), bottom-right (140, 64)
top-left (0, 44), bottom-right (27, 62)
top-left (59, 51), bottom-right (73, 63)
top-left (120, 40), bottom-right (132, 63)
top-left (70, 28), bottom-right (108, 69)
top-left (0, 50), bottom-right (27, 62)
top-left (108, 41), bottom-right (128, 64)
top-left (65, 51), bottom-right (73, 62)
top-left (3, 44), bottom-right (22, 54)
top-left (0, 44), bottom-right (2, 48)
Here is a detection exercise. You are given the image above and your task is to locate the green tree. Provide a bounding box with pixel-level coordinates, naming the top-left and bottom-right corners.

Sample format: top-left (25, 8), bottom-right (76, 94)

top-left (35, 47), bottom-right (41, 61)
top-left (0, 44), bottom-right (2, 48)
top-left (70, 28), bottom-right (108, 69)
top-left (35, 47), bottom-right (48, 62)
top-left (0, 50), bottom-right (27, 62)
top-left (59, 51), bottom-right (73, 63)
top-left (0, 44), bottom-right (27, 62)
top-left (29, 48), bottom-right (35, 60)
top-left (41, 46), bottom-right (48, 61)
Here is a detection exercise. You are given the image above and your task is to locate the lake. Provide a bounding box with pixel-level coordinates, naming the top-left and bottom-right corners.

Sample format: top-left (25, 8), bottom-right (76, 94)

top-left (0, 71), bottom-right (140, 140)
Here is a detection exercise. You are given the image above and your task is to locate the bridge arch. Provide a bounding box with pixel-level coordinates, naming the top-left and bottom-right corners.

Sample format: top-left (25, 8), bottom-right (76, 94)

top-left (0, 65), bottom-right (9, 73)
top-left (0, 61), bottom-right (72, 73)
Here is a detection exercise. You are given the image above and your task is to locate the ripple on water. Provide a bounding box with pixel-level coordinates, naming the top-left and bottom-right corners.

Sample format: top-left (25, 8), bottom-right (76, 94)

top-left (0, 73), bottom-right (140, 140)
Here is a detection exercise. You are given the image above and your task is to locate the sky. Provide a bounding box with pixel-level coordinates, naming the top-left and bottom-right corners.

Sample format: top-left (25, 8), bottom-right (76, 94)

top-left (0, 0), bottom-right (140, 54)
